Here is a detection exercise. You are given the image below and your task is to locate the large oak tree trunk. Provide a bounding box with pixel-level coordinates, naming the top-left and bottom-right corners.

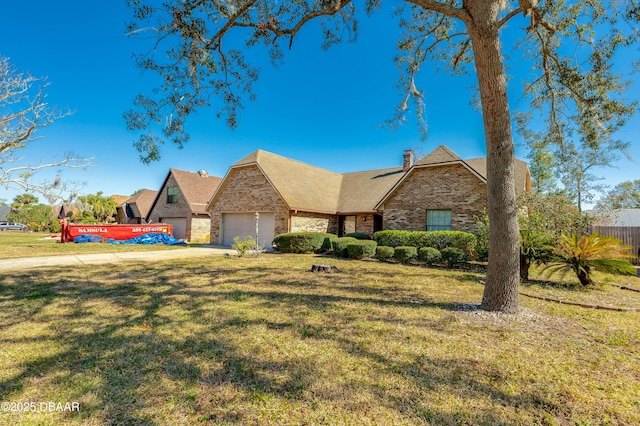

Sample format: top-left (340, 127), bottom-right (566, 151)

top-left (466, 2), bottom-right (520, 313)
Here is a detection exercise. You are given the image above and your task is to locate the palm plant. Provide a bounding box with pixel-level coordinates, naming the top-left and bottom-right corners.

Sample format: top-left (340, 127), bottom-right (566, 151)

top-left (543, 233), bottom-right (636, 286)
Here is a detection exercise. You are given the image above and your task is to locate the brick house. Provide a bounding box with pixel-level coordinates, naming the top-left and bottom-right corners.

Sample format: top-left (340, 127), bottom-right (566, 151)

top-left (116, 189), bottom-right (158, 224)
top-left (206, 150), bottom-right (404, 247)
top-left (146, 169), bottom-right (222, 243)
top-left (206, 146), bottom-right (530, 246)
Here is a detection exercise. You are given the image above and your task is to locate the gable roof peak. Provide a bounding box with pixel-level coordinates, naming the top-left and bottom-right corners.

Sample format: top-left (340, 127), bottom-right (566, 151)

top-left (414, 145), bottom-right (462, 166)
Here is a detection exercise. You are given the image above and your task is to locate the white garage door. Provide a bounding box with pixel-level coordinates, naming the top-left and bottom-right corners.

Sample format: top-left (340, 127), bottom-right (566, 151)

top-left (222, 212), bottom-right (275, 248)
top-left (162, 217), bottom-right (187, 240)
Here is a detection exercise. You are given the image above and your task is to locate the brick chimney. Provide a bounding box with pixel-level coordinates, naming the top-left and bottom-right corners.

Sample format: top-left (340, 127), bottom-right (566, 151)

top-left (402, 149), bottom-right (414, 172)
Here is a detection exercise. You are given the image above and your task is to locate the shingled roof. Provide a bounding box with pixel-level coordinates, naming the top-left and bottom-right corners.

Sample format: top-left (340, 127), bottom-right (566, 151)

top-left (230, 150), bottom-right (344, 213)
top-left (123, 189), bottom-right (158, 218)
top-left (148, 169), bottom-right (223, 217)
top-left (170, 169), bottom-right (223, 214)
top-left (217, 146), bottom-right (530, 214)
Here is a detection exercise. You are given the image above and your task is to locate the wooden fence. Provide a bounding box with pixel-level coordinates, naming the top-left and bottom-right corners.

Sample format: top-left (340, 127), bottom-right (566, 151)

top-left (589, 226), bottom-right (640, 265)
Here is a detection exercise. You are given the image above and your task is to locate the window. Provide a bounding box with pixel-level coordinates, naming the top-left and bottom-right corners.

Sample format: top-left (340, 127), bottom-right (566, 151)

top-left (426, 209), bottom-right (451, 231)
top-left (167, 186), bottom-right (180, 204)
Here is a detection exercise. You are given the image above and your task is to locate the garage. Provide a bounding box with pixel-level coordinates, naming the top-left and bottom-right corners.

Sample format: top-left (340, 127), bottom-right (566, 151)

top-left (161, 217), bottom-right (188, 240)
top-left (222, 212), bottom-right (275, 248)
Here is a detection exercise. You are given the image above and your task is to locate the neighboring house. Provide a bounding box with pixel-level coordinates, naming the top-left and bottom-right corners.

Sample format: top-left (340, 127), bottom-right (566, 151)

top-left (116, 189), bottom-right (158, 224)
top-left (206, 146), bottom-right (531, 246)
top-left (53, 202), bottom-right (77, 220)
top-left (146, 169), bottom-right (222, 243)
top-left (590, 208), bottom-right (640, 264)
top-left (0, 205), bottom-right (9, 221)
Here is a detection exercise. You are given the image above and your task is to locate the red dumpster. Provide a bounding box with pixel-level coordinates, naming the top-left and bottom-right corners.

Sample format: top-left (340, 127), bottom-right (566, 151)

top-left (59, 219), bottom-right (173, 243)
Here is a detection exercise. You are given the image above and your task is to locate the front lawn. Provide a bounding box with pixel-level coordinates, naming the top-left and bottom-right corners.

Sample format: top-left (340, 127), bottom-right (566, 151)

top-left (0, 255), bottom-right (638, 425)
top-left (0, 232), bottom-right (185, 259)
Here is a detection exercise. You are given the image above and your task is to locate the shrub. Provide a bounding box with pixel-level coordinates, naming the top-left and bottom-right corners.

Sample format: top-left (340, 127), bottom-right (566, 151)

top-left (273, 232), bottom-right (336, 253)
top-left (418, 247), bottom-right (441, 265)
top-left (232, 235), bottom-right (256, 257)
top-left (346, 240), bottom-right (378, 259)
top-left (374, 230), bottom-right (477, 255)
top-left (345, 232), bottom-right (372, 240)
top-left (394, 246), bottom-right (417, 262)
top-left (376, 246), bottom-right (395, 262)
top-left (331, 237), bottom-right (357, 258)
top-left (374, 230), bottom-right (411, 247)
top-left (441, 247), bottom-right (469, 267)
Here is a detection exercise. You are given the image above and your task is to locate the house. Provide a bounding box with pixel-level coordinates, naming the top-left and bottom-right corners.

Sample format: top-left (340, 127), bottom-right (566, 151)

top-left (146, 169), bottom-right (222, 243)
top-left (0, 205), bottom-right (9, 221)
top-left (116, 189), bottom-right (158, 224)
top-left (376, 145), bottom-right (531, 231)
top-left (206, 146), bottom-right (531, 246)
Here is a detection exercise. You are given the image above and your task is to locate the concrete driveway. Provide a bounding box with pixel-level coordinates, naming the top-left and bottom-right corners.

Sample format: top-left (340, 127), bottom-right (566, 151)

top-left (0, 246), bottom-right (237, 271)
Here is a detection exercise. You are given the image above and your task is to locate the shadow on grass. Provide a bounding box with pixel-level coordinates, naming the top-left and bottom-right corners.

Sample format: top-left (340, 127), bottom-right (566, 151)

top-left (0, 260), bottom-right (557, 424)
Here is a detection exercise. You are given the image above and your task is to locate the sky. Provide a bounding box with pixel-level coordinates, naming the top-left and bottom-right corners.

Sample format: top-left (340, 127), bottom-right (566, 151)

top-left (0, 1), bottom-right (638, 209)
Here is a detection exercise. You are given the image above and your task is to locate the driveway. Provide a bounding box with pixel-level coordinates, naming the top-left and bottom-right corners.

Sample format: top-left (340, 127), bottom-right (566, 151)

top-left (0, 246), bottom-right (237, 271)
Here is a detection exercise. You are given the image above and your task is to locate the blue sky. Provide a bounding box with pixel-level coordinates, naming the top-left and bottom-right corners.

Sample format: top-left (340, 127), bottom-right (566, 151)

top-left (0, 1), bottom-right (638, 208)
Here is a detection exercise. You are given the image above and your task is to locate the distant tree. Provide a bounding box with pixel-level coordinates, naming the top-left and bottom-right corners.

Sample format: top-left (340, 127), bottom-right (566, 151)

top-left (72, 192), bottom-right (118, 223)
top-left (126, 1), bottom-right (639, 313)
top-left (7, 193), bottom-right (57, 231)
top-left (0, 56), bottom-right (92, 203)
top-left (596, 179), bottom-right (640, 210)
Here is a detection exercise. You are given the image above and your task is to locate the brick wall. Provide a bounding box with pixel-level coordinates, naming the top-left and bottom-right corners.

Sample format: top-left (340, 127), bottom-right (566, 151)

top-left (147, 174), bottom-right (195, 239)
top-left (382, 164), bottom-right (487, 233)
top-left (209, 165), bottom-right (290, 244)
top-left (190, 217), bottom-right (211, 243)
top-left (291, 212), bottom-right (339, 234)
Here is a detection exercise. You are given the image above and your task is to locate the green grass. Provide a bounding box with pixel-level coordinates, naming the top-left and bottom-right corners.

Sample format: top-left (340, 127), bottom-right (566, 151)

top-left (0, 232), bottom-right (185, 259)
top-left (0, 254), bottom-right (639, 425)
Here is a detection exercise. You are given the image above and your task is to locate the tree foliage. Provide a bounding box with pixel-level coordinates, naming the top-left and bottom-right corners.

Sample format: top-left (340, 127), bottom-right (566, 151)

top-left (0, 56), bottom-right (92, 203)
top-left (596, 179), bottom-right (640, 210)
top-left (125, 0), bottom-right (640, 313)
top-left (72, 192), bottom-right (118, 224)
top-left (7, 193), bottom-right (58, 232)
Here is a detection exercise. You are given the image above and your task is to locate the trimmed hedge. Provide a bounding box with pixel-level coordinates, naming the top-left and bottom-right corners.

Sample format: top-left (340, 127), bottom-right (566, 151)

top-left (344, 232), bottom-right (372, 240)
top-left (331, 237), bottom-right (358, 258)
top-left (441, 247), bottom-right (469, 267)
top-left (376, 246), bottom-right (395, 261)
top-left (373, 230), bottom-right (477, 255)
top-left (346, 240), bottom-right (378, 259)
top-left (418, 247), bottom-right (441, 265)
top-left (273, 232), bottom-right (337, 253)
top-left (394, 246), bottom-right (417, 262)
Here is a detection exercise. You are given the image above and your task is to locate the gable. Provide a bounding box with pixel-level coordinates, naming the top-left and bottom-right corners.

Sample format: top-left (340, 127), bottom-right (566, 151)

top-left (207, 164), bottom-right (289, 213)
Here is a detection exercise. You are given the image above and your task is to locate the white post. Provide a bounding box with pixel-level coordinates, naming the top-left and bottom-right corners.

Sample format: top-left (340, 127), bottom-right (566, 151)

top-left (254, 212), bottom-right (260, 250)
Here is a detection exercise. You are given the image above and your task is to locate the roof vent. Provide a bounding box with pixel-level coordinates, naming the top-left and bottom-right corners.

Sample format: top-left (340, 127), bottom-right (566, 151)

top-left (198, 170), bottom-right (209, 177)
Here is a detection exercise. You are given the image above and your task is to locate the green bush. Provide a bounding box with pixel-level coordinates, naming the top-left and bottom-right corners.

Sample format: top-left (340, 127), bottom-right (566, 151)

top-left (376, 246), bottom-right (395, 262)
top-left (373, 230), bottom-right (411, 247)
top-left (232, 235), bottom-right (256, 257)
top-left (344, 232), bottom-right (372, 240)
top-left (273, 232), bottom-right (337, 253)
top-left (394, 246), bottom-right (417, 262)
top-left (331, 237), bottom-right (358, 258)
top-left (418, 247), bottom-right (441, 265)
top-left (346, 240), bottom-right (378, 259)
top-left (441, 247), bottom-right (469, 267)
top-left (374, 230), bottom-right (477, 255)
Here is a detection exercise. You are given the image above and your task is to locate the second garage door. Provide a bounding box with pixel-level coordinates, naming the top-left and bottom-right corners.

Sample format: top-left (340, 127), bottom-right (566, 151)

top-left (161, 217), bottom-right (188, 240)
top-left (222, 212), bottom-right (275, 248)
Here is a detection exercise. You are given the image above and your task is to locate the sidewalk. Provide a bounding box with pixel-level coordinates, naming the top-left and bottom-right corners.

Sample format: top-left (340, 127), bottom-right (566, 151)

top-left (0, 246), bottom-right (237, 271)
